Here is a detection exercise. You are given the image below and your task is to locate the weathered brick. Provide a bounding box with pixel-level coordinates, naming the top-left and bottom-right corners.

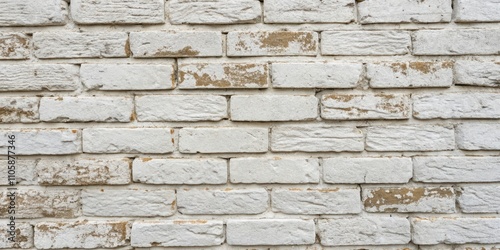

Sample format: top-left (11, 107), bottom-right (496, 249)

top-left (133, 158), bottom-right (227, 185)
top-left (0, 64), bottom-right (80, 91)
top-left (178, 63), bottom-right (268, 89)
top-left (413, 29), bottom-right (500, 55)
top-left (456, 124), bottom-right (500, 150)
top-left (177, 188), bottom-right (268, 214)
top-left (229, 158), bottom-right (320, 184)
top-left (36, 159), bottom-right (131, 185)
top-left (271, 126), bottom-right (364, 152)
top-left (131, 220), bottom-right (224, 247)
top-left (72, 0), bottom-right (165, 24)
top-left (367, 61), bottom-right (453, 88)
top-left (322, 31), bottom-right (411, 55)
top-left (318, 217), bottom-right (411, 246)
top-left (227, 31), bottom-right (318, 56)
top-left (81, 64), bottom-right (175, 90)
top-left (0, 33), bottom-right (30, 59)
top-left (414, 157), bottom-right (500, 183)
top-left (358, 0), bottom-right (452, 23)
top-left (458, 185), bottom-right (500, 213)
top-left (226, 219), bottom-right (315, 246)
top-left (454, 61), bottom-right (500, 87)
top-left (34, 32), bottom-right (129, 58)
top-left (169, 0), bottom-right (261, 24)
top-left (0, 160), bottom-right (37, 186)
top-left (321, 93), bottom-right (410, 120)
top-left (272, 188), bottom-right (361, 214)
top-left (454, 0), bottom-right (500, 22)
top-left (179, 128), bottom-right (268, 153)
top-left (130, 31), bottom-right (223, 57)
top-left (0, 129), bottom-right (81, 155)
top-left (231, 95), bottom-right (318, 121)
top-left (35, 221), bottom-right (129, 249)
top-left (0, 0), bottom-right (67, 26)
top-left (83, 128), bottom-right (174, 154)
top-left (323, 157), bottom-right (413, 184)
top-left (413, 93), bottom-right (500, 119)
top-left (136, 95), bottom-right (227, 121)
top-left (366, 125), bottom-right (455, 151)
top-left (0, 97), bottom-right (39, 123)
top-left (0, 223), bottom-right (33, 248)
top-left (264, 0), bottom-right (355, 23)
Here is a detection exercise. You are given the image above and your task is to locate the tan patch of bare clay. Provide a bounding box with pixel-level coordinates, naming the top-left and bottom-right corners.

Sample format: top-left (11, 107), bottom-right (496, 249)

top-left (38, 164), bottom-right (114, 185)
top-left (259, 32), bottom-right (316, 52)
top-left (363, 187), bottom-right (454, 211)
top-left (324, 94), bottom-right (358, 102)
top-left (153, 46), bottom-right (200, 57)
top-left (124, 38), bottom-right (131, 56)
top-left (110, 222), bottom-right (128, 242)
top-left (390, 62), bottom-right (408, 75)
top-left (441, 61), bottom-right (454, 68)
top-left (191, 64), bottom-right (267, 88)
top-left (409, 62), bottom-right (437, 74)
top-left (0, 34), bottom-right (29, 57)
top-left (173, 220), bottom-right (208, 225)
top-left (0, 107), bottom-right (35, 122)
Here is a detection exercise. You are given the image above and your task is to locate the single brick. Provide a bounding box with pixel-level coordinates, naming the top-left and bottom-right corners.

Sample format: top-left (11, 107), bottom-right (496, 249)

top-left (411, 217), bottom-right (500, 244)
top-left (131, 220), bottom-right (224, 247)
top-left (272, 188), bottom-right (361, 214)
top-left (130, 31), bottom-right (223, 57)
top-left (0, 129), bottom-right (81, 155)
top-left (36, 159), bottom-right (131, 185)
top-left (81, 64), bottom-right (175, 90)
top-left (413, 29), bottom-right (500, 55)
top-left (358, 0), bottom-right (452, 23)
top-left (454, 0), bottom-right (500, 22)
top-left (178, 63), bottom-right (268, 89)
top-left (40, 97), bottom-right (133, 122)
top-left (322, 31), bottom-right (411, 55)
top-left (230, 95), bottom-right (318, 121)
top-left (169, 0), bottom-right (261, 24)
top-left (0, 64), bottom-right (80, 91)
top-left (414, 157), bottom-right (500, 183)
top-left (0, 33), bottom-right (30, 59)
top-left (34, 221), bottom-right (129, 249)
top-left (0, 97), bottom-right (39, 123)
top-left (458, 185), bottom-right (500, 213)
top-left (323, 157), bottom-right (413, 184)
top-left (0, 223), bottom-right (33, 248)
top-left (33, 32), bottom-right (129, 58)
top-left (0, 0), bottom-right (67, 26)
top-left (177, 188), bottom-right (268, 214)
top-left (366, 125), bottom-right (455, 151)
top-left (226, 219), bottom-right (315, 246)
top-left (271, 62), bottom-right (362, 88)
top-left (133, 158), bottom-right (227, 185)
top-left (413, 93), bottom-right (500, 119)
top-left (271, 125), bottom-right (364, 152)
top-left (179, 128), bottom-right (268, 153)
top-left (367, 61), bottom-right (453, 88)
top-left (227, 31), bottom-right (318, 56)
top-left (71, 0), bottom-right (165, 24)
top-left (318, 217), bottom-right (411, 246)
top-left (456, 124), bottom-right (500, 150)
top-left (82, 189), bottom-right (175, 217)
top-left (454, 61), bottom-right (500, 87)
top-left (136, 95), bottom-right (227, 121)
top-left (229, 158), bottom-right (320, 184)
top-left (83, 128), bottom-right (174, 154)
top-left (264, 0), bottom-right (355, 23)
top-left (0, 160), bottom-right (37, 186)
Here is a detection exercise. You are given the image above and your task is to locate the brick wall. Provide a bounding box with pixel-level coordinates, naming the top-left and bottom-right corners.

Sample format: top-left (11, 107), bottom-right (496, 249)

top-left (0, 0), bottom-right (499, 249)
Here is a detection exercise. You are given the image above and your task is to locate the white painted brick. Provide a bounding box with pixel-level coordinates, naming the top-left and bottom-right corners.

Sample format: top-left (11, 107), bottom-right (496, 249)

top-left (0, 0), bottom-right (67, 26)
top-left (136, 95), bottom-right (227, 122)
top-left (322, 31), bottom-right (411, 55)
top-left (177, 188), bottom-right (268, 214)
top-left (272, 188), bottom-right (361, 214)
top-left (226, 219), bottom-right (315, 246)
top-left (133, 158), bottom-right (227, 185)
top-left (82, 189), bottom-right (175, 217)
top-left (0, 33), bottom-right (30, 59)
top-left (0, 160), bottom-right (37, 186)
top-left (368, 61), bottom-right (453, 88)
top-left (414, 157), bottom-right (500, 183)
top-left (0, 129), bottom-right (81, 155)
top-left (271, 62), bottom-right (362, 88)
top-left (231, 95), bottom-right (318, 121)
top-left (230, 158), bottom-right (320, 184)
top-left (323, 157), bottom-right (413, 184)
top-left (366, 125), bottom-right (455, 151)
top-left (413, 93), bottom-right (500, 119)
top-left (35, 221), bottom-right (129, 249)
top-left (0, 97), bottom-right (39, 123)
top-left (0, 64), bottom-right (80, 91)
top-left (40, 97), bottom-right (133, 122)
top-left (458, 185), bottom-right (500, 213)
top-left (0, 223), bottom-right (33, 248)
top-left (130, 31), bottom-right (223, 57)
top-left (456, 124), bottom-right (500, 150)
top-left (412, 217), bottom-right (500, 244)
top-left (264, 0), bottom-right (355, 23)
top-left (358, 0), bottom-right (452, 24)
top-left (34, 32), bottom-right (129, 58)
top-left (131, 220), bottom-right (224, 247)
top-left (318, 217), bottom-right (411, 246)
top-left (321, 93), bottom-right (410, 120)
top-left (179, 128), bottom-right (268, 153)
top-left (36, 159), bottom-right (131, 185)
top-left (83, 128), bottom-right (174, 154)
top-left (81, 64), bottom-right (175, 90)
top-left (454, 0), bottom-right (500, 22)
top-left (413, 29), bottom-right (500, 55)
top-left (72, 0), bottom-right (165, 24)
top-left (454, 61), bottom-right (500, 87)
top-left (227, 31), bottom-right (318, 56)
top-left (169, 0), bottom-right (261, 24)
top-left (271, 126), bottom-right (364, 152)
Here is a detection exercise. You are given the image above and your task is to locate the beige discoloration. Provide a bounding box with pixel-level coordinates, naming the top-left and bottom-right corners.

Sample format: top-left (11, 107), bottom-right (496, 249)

top-left (0, 106), bottom-right (35, 122)
top-left (0, 190), bottom-right (80, 218)
top-left (154, 46), bottom-right (200, 57)
top-left (0, 33), bottom-right (30, 58)
top-left (173, 220), bottom-right (208, 225)
top-left (179, 63), bottom-right (268, 88)
top-left (259, 31), bottom-right (316, 52)
top-left (364, 187), bottom-right (454, 210)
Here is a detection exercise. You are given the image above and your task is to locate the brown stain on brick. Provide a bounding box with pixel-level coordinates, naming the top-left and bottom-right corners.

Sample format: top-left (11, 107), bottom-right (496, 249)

top-left (153, 46), bottom-right (200, 57)
top-left (363, 187), bottom-right (454, 210)
top-left (409, 62), bottom-right (436, 74)
top-left (441, 61), bottom-right (453, 68)
top-left (390, 62), bottom-right (408, 75)
top-left (129, 112), bottom-right (136, 121)
top-left (324, 94), bottom-right (357, 102)
top-left (173, 220), bottom-right (208, 224)
top-left (124, 38), bottom-right (131, 56)
top-left (307, 188), bottom-right (340, 192)
top-left (259, 32), bottom-right (316, 52)
top-left (187, 63), bottom-right (267, 88)
top-left (0, 34), bottom-right (29, 57)
top-left (0, 106), bottom-right (35, 122)
top-left (171, 200), bottom-right (176, 210)
top-left (39, 164), bottom-right (115, 186)
top-left (142, 158), bottom-right (153, 162)
top-left (110, 222), bottom-right (128, 242)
